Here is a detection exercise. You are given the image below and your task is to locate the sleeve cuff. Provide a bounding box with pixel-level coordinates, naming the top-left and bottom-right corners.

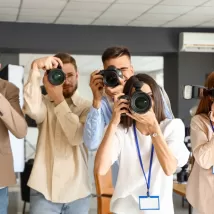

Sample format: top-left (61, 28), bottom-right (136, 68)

top-left (26, 68), bottom-right (41, 84)
top-left (90, 106), bottom-right (101, 115)
top-left (0, 93), bottom-right (9, 118)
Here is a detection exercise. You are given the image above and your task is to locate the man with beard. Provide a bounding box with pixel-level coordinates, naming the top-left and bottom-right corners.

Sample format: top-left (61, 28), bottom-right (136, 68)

top-left (23, 53), bottom-right (91, 214)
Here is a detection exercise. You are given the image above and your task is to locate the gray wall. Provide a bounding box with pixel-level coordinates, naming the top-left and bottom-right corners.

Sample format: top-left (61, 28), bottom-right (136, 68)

top-left (1, 22), bottom-right (214, 55)
top-left (164, 54), bottom-right (179, 117)
top-left (178, 53), bottom-right (214, 125)
top-left (164, 52), bottom-right (214, 126)
top-left (0, 53), bottom-right (19, 69)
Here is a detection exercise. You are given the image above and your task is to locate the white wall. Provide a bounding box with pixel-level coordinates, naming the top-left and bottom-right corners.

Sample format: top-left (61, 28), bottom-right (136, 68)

top-left (147, 70), bottom-right (164, 88)
top-left (78, 74), bottom-right (92, 101)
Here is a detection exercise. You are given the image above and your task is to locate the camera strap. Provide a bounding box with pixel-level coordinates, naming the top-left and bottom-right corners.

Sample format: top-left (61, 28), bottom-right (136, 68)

top-left (133, 122), bottom-right (154, 197)
top-left (209, 119), bottom-right (214, 132)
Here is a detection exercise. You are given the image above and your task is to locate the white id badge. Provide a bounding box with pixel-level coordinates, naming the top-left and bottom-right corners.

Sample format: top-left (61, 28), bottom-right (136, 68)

top-left (139, 196), bottom-right (160, 210)
top-left (212, 166), bottom-right (214, 174)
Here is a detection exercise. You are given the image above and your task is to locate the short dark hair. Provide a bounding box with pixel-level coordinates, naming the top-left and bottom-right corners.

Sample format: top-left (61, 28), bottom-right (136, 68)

top-left (54, 52), bottom-right (77, 71)
top-left (120, 73), bottom-right (166, 129)
top-left (102, 46), bottom-right (131, 63)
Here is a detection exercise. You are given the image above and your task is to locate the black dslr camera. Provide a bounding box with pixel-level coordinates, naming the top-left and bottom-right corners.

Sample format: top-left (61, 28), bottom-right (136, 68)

top-left (98, 65), bottom-right (123, 88)
top-left (177, 128), bottom-right (191, 183)
top-left (183, 85), bottom-right (214, 99)
top-left (119, 82), bottom-right (152, 114)
top-left (46, 65), bottom-right (66, 86)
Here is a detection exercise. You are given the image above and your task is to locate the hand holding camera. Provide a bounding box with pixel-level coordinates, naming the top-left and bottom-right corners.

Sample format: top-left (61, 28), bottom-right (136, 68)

top-left (118, 81), bottom-right (158, 133)
top-left (126, 109), bottom-right (158, 134)
top-left (98, 65), bottom-right (123, 88)
top-left (90, 65), bottom-right (125, 108)
top-left (90, 70), bottom-right (104, 108)
top-left (43, 72), bottom-right (64, 105)
top-left (31, 56), bottom-right (65, 105)
top-left (105, 78), bottom-right (125, 98)
top-left (31, 56), bottom-right (63, 72)
top-left (98, 65), bottom-right (125, 98)
top-left (119, 82), bottom-right (152, 114)
top-left (31, 56), bottom-right (65, 86)
top-left (110, 93), bottom-right (129, 126)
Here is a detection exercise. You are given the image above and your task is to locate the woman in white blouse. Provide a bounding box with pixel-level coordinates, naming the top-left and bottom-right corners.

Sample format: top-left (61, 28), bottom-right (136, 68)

top-left (94, 74), bottom-right (190, 214)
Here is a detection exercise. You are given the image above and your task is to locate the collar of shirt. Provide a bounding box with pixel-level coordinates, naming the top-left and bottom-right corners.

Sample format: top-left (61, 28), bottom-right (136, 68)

top-left (46, 90), bottom-right (79, 107)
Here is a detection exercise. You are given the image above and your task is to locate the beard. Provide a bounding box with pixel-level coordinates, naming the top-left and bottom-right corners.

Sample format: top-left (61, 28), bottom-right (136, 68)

top-left (63, 83), bottom-right (78, 98)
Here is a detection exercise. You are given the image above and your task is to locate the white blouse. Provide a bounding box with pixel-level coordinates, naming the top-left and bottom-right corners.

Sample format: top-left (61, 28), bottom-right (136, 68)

top-left (109, 118), bottom-right (190, 214)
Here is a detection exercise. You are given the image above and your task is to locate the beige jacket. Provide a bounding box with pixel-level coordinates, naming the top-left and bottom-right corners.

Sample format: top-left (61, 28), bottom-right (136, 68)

top-left (23, 68), bottom-right (92, 203)
top-left (186, 114), bottom-right (214, 214)
top-left (0, 78), bottom-right (27, 186)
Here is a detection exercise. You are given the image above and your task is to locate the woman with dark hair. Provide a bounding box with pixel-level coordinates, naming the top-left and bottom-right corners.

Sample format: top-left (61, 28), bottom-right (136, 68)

top-left (186, 72), bottom-right (214, 214)
top-left (94, 73), bottom-right (189, 214)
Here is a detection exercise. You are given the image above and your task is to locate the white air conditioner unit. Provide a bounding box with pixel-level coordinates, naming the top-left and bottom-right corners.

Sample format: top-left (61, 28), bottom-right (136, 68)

top-left (179, 32), bottom-right (214, 53)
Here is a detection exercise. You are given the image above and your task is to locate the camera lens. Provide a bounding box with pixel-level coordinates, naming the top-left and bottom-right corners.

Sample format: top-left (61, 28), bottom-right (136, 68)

top-left (131, 92), bottom-right (151, 114)
top-left (104, 71), bottom-right (119, 87)
top-left (48, 68), bottom-right (65, 86)
top-left (177, 170), bottom-right (188, 183)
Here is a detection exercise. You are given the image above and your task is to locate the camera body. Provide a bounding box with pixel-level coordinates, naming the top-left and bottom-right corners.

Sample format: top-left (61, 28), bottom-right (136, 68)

top-left (47, 65), bottom-right (66, 86)
top-left (183, 85), bottom-right (214, 99)
top-left (177, 127), bottom-right (191, 183)
top-left (98, 65), bottom-right (123, 88)
top-left (119, 82), bottom-right (152, 114)
top-left (177, 163), bottom-right (189, 183)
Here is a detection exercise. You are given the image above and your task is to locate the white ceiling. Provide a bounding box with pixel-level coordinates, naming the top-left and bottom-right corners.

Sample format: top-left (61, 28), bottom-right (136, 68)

top-left (1, 0), bottom-right (214, 27)
top-left (19, 53), bottom-right (163, 81)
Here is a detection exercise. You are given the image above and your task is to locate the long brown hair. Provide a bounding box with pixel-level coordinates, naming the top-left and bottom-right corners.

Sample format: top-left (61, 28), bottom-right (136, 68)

top-left (120, 74), bottom-right (166, 129)
top-left (196, 72), bottom-right (214, 115)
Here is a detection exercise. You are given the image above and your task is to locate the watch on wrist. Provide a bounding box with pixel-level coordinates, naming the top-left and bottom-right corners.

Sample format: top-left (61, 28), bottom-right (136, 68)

top-left (151, 132), bottom-right (158, 138)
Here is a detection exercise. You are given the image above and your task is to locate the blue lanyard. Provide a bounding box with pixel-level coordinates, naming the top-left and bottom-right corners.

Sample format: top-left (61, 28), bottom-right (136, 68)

top-left (133, 123), bottom-right (154, 197)
top-left (209, 119), bottom-right (214, 132)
